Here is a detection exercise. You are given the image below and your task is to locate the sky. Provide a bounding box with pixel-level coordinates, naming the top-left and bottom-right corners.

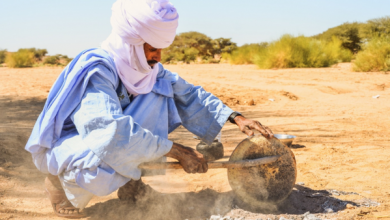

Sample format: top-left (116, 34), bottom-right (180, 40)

top-left (1, 0), bottom-right (389, 57)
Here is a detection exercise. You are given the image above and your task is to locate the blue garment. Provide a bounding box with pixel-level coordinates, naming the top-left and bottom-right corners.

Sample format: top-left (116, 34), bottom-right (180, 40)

top-left (25, 48), bottom-right (233, 208)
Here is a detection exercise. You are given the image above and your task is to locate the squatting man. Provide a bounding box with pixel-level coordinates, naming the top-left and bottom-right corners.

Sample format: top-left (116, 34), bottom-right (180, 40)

top-left (25, 0), bottom-right (274, 218)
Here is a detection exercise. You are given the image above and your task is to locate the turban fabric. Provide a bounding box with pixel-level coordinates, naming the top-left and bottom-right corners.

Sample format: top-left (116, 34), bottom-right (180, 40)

top-left (101, 0), bottom-right (179, 96)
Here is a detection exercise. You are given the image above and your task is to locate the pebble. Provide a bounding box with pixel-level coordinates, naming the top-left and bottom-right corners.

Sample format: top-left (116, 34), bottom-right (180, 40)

top-left (210, 215), bottom-right (222, 220)
top-left (297, 182), bottom-right (305, 185)
top-left (324, 208), bottom-right (334, 213)
top-left (209, 216), bottom-right (236, 220)
top-left (303, 214), bottom-right (322, 220)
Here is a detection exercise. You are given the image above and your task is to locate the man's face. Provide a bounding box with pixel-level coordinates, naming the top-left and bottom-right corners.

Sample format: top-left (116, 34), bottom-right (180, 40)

top-left (144, 43), bottom-right (162, 68)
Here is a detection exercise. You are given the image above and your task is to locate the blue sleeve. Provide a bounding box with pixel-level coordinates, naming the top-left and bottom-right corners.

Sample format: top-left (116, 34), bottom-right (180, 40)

top-left (160, 65), bottom-right (234, 144)
top-left (70, 64), bottom-right (173, 179)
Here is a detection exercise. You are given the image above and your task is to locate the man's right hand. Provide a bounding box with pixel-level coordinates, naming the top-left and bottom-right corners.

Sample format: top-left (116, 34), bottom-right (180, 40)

top-left (165, 142), bottom-right (208, 174)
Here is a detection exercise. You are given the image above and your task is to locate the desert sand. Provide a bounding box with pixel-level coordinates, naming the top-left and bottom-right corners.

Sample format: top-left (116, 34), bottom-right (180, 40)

top-left (0, 63), bottom-right (390, 219)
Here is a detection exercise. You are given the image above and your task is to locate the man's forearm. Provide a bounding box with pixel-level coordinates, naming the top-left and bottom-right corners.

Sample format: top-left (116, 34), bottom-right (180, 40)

top-left (165, 142), bottom-right (185, 161)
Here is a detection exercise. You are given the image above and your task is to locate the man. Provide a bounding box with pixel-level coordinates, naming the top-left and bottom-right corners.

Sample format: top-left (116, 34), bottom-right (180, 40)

top-left (25, 0), bottom-right (273, 218)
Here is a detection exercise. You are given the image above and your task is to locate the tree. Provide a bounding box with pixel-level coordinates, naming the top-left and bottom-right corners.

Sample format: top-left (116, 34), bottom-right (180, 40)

top-left (212, 38), bottom-right (237, 55)
top-left (314, 22), bottom-right (363, 53)
top-left (361, 16), bottom-right (390, 40)
top-left (162, 31), bottom-right (216, 63)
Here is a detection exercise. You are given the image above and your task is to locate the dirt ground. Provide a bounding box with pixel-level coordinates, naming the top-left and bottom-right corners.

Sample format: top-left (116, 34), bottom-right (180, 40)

top-left (0, 63), bottom-right (390, 220)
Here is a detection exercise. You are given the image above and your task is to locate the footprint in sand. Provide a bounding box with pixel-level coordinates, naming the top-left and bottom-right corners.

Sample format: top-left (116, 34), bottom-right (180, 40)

top-left (317, 86), bottom-right (352, 95)
top-left (368, 83), bottom-right (388, 91)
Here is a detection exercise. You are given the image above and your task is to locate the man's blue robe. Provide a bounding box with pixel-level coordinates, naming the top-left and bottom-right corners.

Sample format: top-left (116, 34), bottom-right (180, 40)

top-left (25, 48), bottom-right (233, 208)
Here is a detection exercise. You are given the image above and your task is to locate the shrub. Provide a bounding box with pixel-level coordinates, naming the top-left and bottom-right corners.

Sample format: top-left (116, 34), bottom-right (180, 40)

top-left (61, 55), bottom-right (73, 65)
top-left (0, 49), bottom-right (7, 63)
top-left (226, 43), bottom-right (267, 64)
top-left (18, 48), bottom-right (48, 61)
top-left (43, 54), bottom-right (73, 66)
top-left (254, 35), bottom-right (352, 69)
top-left (353, 36), bottom-right (390, 72)
top-left (6, 50), bottom-right (35, 68)
top-left (43, 55), bottom-right (61, 65)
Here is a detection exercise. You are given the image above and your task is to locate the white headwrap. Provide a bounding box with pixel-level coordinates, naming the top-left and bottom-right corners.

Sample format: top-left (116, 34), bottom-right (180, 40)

top-left (101, 0), bottom-right (179, 96)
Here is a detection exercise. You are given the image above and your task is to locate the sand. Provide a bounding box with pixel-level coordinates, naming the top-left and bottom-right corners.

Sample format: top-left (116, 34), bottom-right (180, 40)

top-left (0, 63), bottom-right (390, 219)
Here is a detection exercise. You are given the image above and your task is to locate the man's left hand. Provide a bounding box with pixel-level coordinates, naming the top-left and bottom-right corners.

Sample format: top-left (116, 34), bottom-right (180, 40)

top-left (234, 116), bottom-right (274, 139)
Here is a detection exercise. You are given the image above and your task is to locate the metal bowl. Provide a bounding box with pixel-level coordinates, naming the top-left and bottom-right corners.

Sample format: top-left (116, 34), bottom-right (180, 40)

top-left (274, 134), bottom-right (296, 148)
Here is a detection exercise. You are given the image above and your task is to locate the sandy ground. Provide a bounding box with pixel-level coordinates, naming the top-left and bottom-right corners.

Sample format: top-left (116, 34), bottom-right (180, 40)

top-left (0, 63), bottom-right (390, 220)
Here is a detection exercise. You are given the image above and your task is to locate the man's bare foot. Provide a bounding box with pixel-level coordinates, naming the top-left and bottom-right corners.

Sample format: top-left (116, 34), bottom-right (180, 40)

top-left (45, 174), bottom-right (86, 219)
top-left (117, 179), bottom-right (155, 202)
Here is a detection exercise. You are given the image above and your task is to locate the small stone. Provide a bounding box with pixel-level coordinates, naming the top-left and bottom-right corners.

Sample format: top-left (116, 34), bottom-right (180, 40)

top-left (346, 204), bottom-right (356, 209)
top-left (303, 214), bottom-right (322, 220)
top-left (210, 215), bottom-right (222, 220)
top-left (324, 208), bottom-right (334, 213)
top-left (297, 182), bottom-right (305, 185)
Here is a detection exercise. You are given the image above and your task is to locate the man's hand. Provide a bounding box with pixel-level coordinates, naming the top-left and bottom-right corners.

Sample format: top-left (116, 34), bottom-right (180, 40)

top-left (165, 143), bottom-right (208, 174)
top-left (234, 115), bottom-right (274, 138)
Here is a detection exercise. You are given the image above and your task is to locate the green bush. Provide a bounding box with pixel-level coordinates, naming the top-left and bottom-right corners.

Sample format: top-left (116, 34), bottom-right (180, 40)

top-left (0, 49), bottom-right (7, 63)
top-left (6, 50), bottom-right (35, 68)
top-left (226, 43), bottom-right (267, 64)
top-left (18, 48), bottom-right (48, 61)
top-left (43, 54), bottom-right (73, 66)
top-left (254, 35), bottom-right (352, 69)
top-left (61, 55), bottom-right (73, 65)
top-left (43, 55), bottom-right (61, 65)
top-left (353, 36), bottom-right (390, 72)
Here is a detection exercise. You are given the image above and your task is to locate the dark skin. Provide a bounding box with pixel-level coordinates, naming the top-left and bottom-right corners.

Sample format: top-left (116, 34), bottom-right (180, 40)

top-left (143, 43), bottom-right (275, 174)
top-left (144, 43), bottom-right (162, 68)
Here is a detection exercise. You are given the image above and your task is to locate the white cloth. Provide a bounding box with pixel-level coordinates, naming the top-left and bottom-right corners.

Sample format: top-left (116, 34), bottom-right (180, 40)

top-left (101, 0), bottom-right (179, 96)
